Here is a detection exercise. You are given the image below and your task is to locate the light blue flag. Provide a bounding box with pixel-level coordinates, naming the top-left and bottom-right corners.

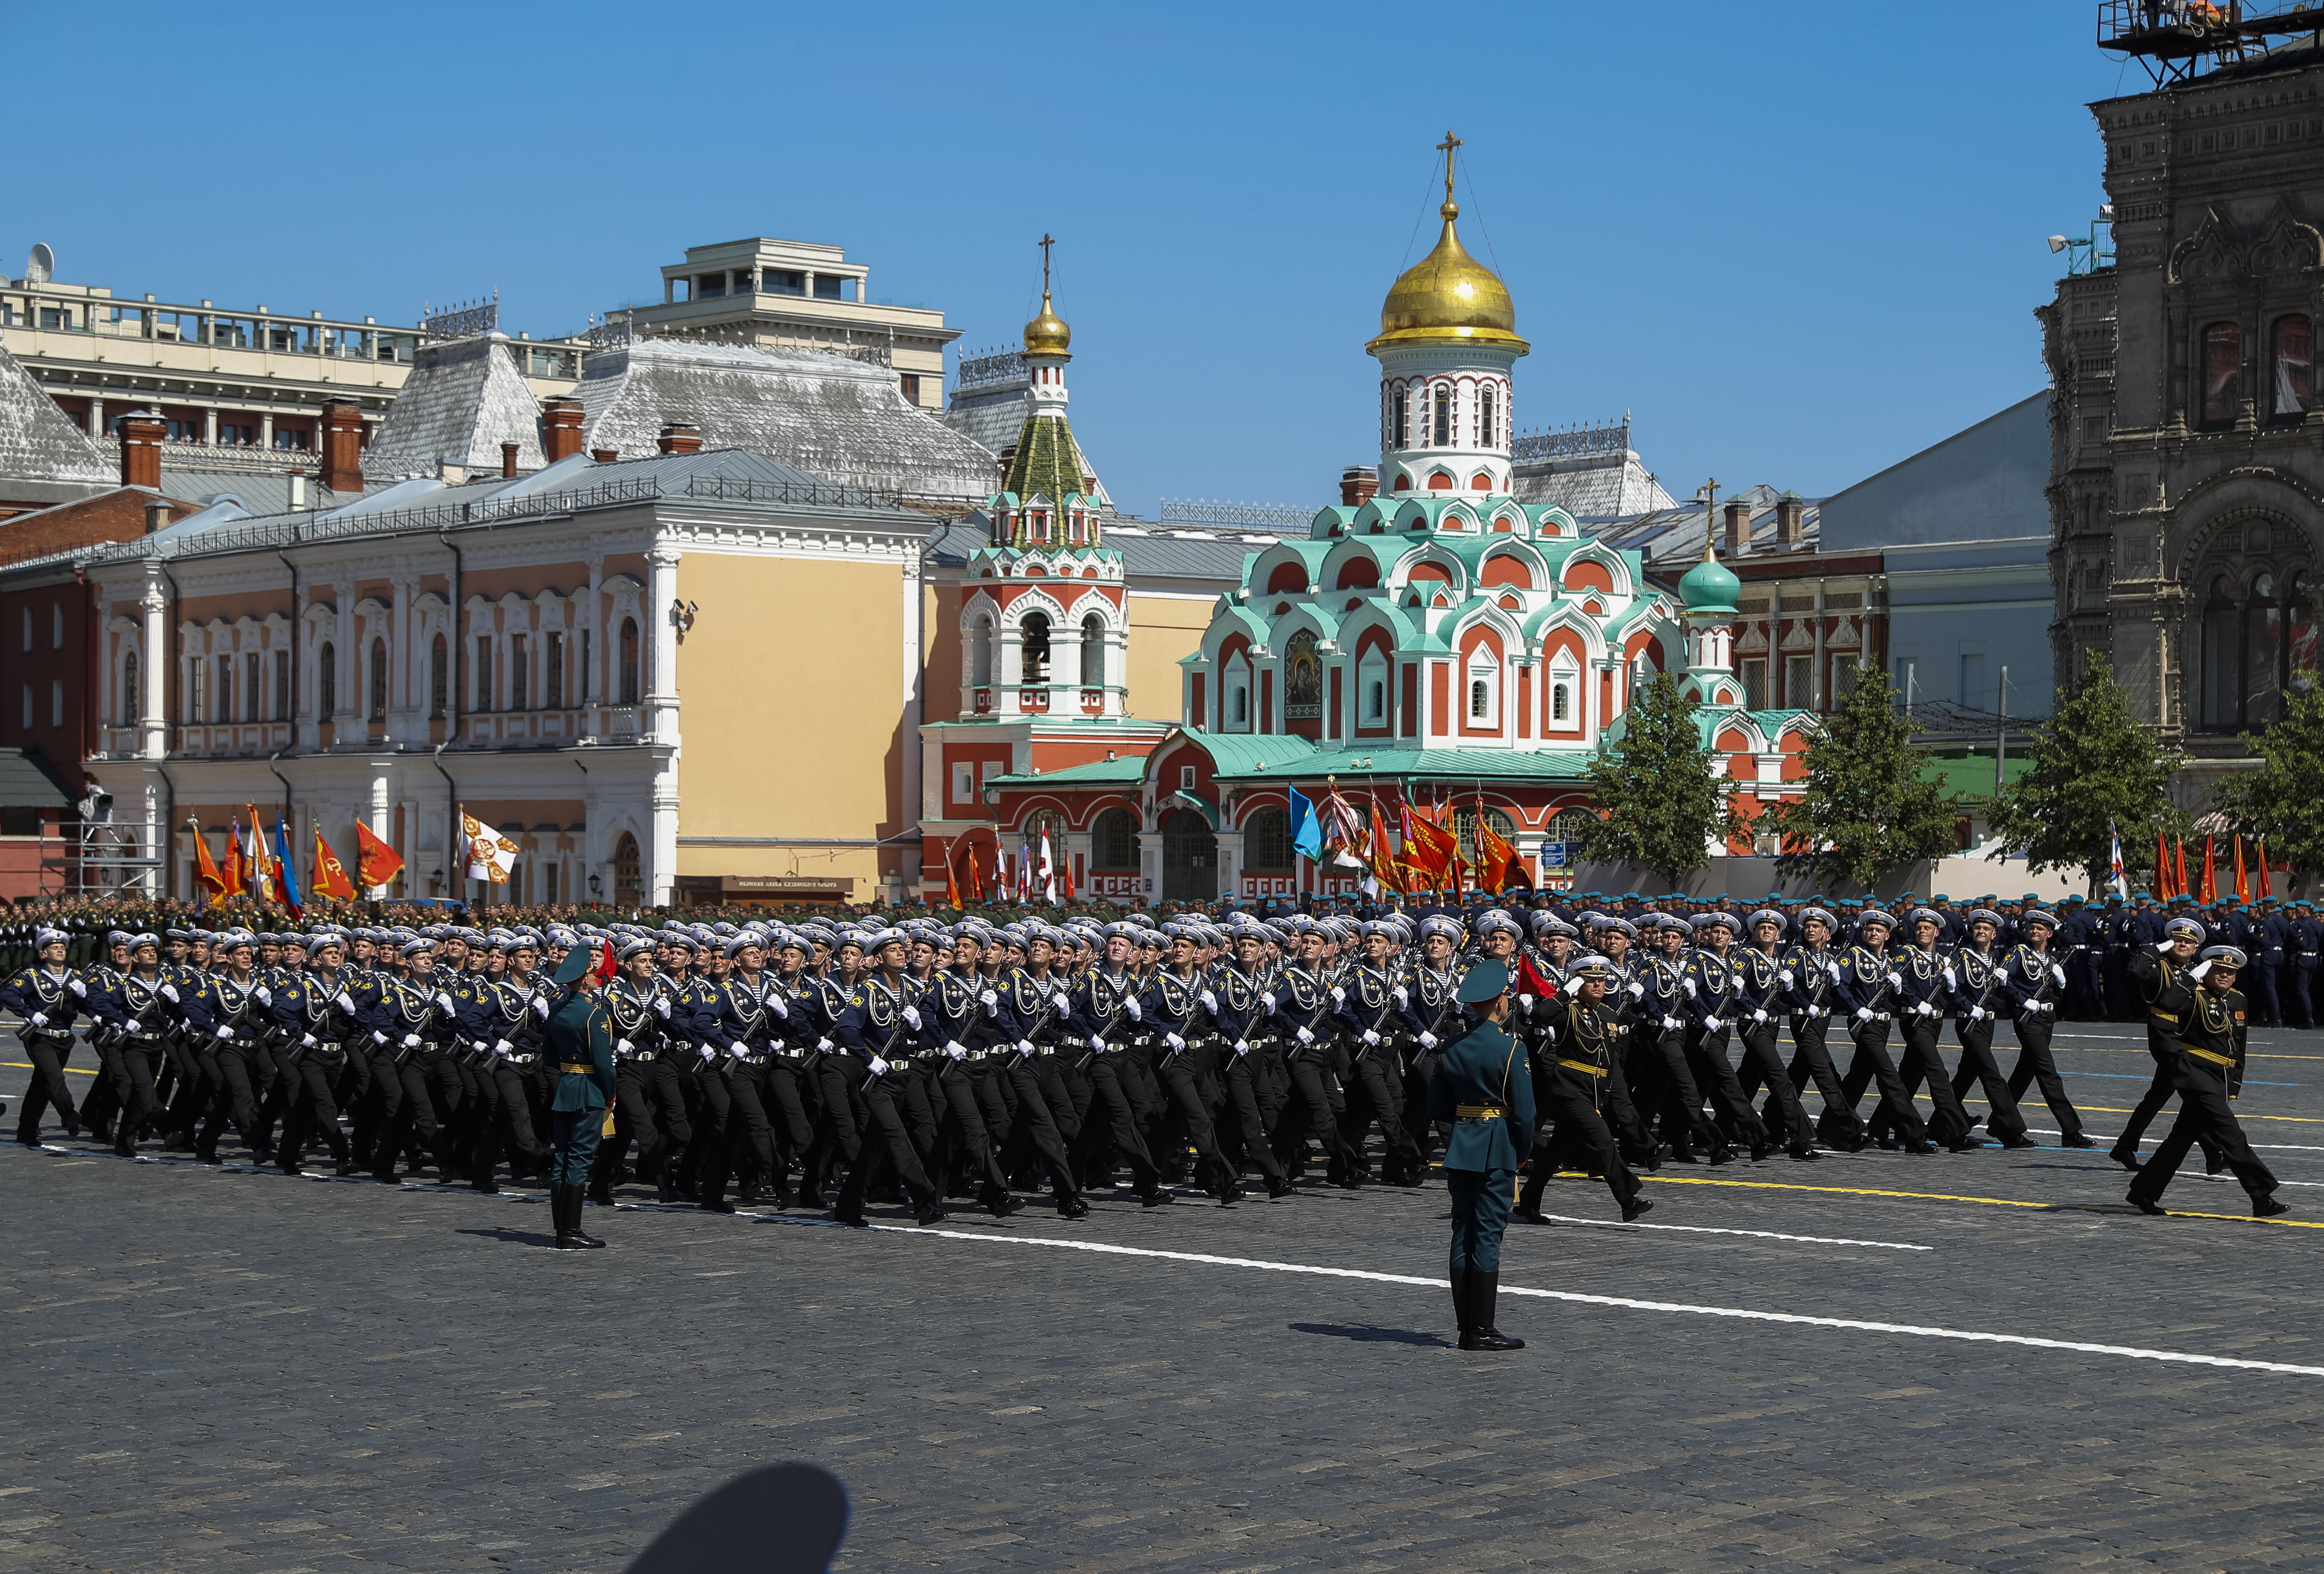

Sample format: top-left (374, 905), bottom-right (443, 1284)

top-left (1287, 785), bottom-right (1323, 862)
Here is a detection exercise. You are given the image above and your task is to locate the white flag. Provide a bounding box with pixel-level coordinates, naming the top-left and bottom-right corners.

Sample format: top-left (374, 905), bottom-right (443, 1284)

top-left (462, 813), bottom-right (514, 882)
top-left (1039, 830), bottom-right (1057, 905)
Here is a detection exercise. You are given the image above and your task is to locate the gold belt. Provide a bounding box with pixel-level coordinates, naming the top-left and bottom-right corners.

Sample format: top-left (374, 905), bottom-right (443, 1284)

top-left (1456, 1104), bottom-right (1506, 1119)
top-left (1558, 1058), bottom-right (1608, 1077)
top-left (2180, 1044), bottom-right (2235, 1069)
top-left (558, 1062), bottom-right (596, 1075)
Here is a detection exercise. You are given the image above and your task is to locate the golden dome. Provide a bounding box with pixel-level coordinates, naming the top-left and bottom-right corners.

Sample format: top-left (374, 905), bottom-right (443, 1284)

top-left (1368, 200), bottom-right (1527, 354)
top-left (1023, 288), bottom-right (1071, 356)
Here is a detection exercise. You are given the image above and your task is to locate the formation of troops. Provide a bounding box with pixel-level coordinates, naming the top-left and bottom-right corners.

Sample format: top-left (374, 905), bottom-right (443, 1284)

top-left (0, 886), bottom-right (2291, 1231)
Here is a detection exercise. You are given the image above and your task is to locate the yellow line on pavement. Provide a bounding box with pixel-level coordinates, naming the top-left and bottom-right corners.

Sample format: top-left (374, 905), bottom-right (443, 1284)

top-left (3, 1062), bottom-right (97, 1075)
top-left (1640, 1172), bottom-right (2324, 1228)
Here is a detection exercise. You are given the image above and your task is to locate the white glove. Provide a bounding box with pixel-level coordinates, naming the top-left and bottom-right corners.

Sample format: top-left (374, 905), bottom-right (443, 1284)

top-left (945, 1042), bottom-right (967, 1060)
top-left (214, 1023), bottom-right (234, 1040)
top-left (868, 1056), bottom-right (890, 1075)
top-left (653, 996), bottom-right (673, 1018)
top-left (373, 1030), bottom-right (388, 1045)
top-left (68, 977), bottom-right (86, 997)
top-left (530, 996), bottom-right (550, 1019)
top-left (1295, 1026), bottom-right (1314, 1044)
top-left (1233, 1039), bottom-right (1250, 1056)
top-left (1915, 1002), bottom-right (1935, 1018)
top-left (1329, 986), bottom-right (1345, 1004)
top-left (1395, 985), bottom-right (1411, 1004)
top-left (816, 1036), bottom-right (834, 1052)
top-left (1885, 971), bottom-right (1902, 989)
top-left (402, 1032), bottom-right (422, 1048)
top-left (616, 1037), bottom-right (633, 1054)
top-left (979, 989), bottom-right (998, 1007)
top-left (1752, 1009), bottom-right (1769, 1023)
top-left (336, 992), bottom-right (356, 1012)
top-left (1778, 969), bottom-right (1795, 986)
top-left (1629, 981), bottom-right (1646, 998)
top-left (1361, 1029), bottom-right (1382, 1045)
top-left (1165, 1032), bottom-right (1186, 1050)
top-left (767, 996), bottom-right (788, 1019)
top-left (1968, 1005), bottom-right (1987, 1022)
top-left (697, 1044), bottom-right (717, 1062)
top-left (1199, 989), bottom-right (1219, 1011)
top-left (727, 1044), bottom-right (752, 1059)
top-left (1662, 1015), bottom-right (1683, 1031)
top-left (1828, 963), bottom-right (1843, 981)
top-left (255, 987), bottom-right (272, 1005)
top-left (493, 1038), bottom-right (513, 1055)
top-left (26, 1011), bottom-right (45, 1027)
top-left (2039, 1000), bottom-right (2056, 1013)
top-left (301, 1033), bottom-right (318, 1048)
top-left (898, 1005), bottom-right (920, 1029)
top-left (1682, 978), bottom-right (1699, 998)
top-left (1564, 976), bottom-right (1587, 996)
top-left (2190, 959), bottom-right (2214, 981)
top-left (436, 992), bottom-right (454, 1011)
top-left (1122, 997), bottom-right (1142, 1020)
top-left (2155, 940), bottom-right (2175, 953)
top-left (2051, 964), bottom-right (2067, 986)
top-left (1418, 1030), bottom-right (1439, 1049)
top-left (1855, 1007), bottom-right (1875, 1023)
top-left (160, 983), bottom-right (179, 1002)
top-left (1811, 1005), bottom-right (1827, 1018)
top-left (1704, 1015), bottom-right (1724, 1030)
top-left (1518, 992), bottom-right (1537, 1013)
top-left (1088, 1036), bottom-right (1108, 1054)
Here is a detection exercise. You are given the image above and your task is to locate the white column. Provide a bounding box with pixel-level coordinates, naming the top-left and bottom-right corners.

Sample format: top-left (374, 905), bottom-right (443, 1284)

top-left (367, 771), bottom-right (392, 895)
top-left (645, 547), bottom-right (681, 745)
top-left (139, 572), bottom-right (167, 759)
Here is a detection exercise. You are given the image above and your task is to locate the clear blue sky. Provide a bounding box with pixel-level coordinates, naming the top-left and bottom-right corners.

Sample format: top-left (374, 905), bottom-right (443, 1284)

top-left (7, 1), bottom-right (2138, 516)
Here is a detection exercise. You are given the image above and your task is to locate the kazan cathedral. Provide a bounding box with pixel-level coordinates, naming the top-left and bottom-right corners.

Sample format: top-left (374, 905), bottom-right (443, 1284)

top-left (921, 146), bottom-right (1818, 906)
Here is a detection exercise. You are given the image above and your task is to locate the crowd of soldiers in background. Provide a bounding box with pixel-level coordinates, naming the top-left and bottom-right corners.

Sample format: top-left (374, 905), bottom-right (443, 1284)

top-left (0, 876), bottom-right (2287, 1224)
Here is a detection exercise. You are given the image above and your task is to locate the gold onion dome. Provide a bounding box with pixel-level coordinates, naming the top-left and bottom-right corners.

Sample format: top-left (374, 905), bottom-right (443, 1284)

top-left (1023, 289), bottom-right (1071, 355)
top-left (1369, 200), bottom-right (1527, 353)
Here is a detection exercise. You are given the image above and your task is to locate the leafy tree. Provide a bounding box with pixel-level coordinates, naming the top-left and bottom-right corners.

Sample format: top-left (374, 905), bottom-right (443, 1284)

top-left (2209, 681), bottom-right (2324, 882)
top-left (1572, 670), bottom-right (1741, 886)
top-left (1773, 666), bottom-right (1959, 890)
top-left (1983, 653), bottom-right (2184, 890)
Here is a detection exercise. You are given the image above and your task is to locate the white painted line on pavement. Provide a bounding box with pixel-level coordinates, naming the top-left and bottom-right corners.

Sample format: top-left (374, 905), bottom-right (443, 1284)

top-left (1530, 1213), bottom-right (1930, 1250)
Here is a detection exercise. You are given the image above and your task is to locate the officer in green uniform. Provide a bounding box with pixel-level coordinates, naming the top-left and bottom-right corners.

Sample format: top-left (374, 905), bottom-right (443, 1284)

top-left (1426, 959), bottom-right (1536, 1353)
top-left (545, 940), bottom-right (618, 1250)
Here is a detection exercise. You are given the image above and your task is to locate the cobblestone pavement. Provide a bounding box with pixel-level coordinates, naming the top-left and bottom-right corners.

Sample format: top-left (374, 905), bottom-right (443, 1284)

top-left (6, 1024), bottom-right (2324, 1573)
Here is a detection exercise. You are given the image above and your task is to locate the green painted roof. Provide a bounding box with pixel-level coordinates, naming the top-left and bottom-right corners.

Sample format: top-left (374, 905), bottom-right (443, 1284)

top-left (1177, 729), bottom-right (1319, 776)
top-left (985, 755), bottom-right (1147, 790)
top-left (1002, 414), bottom-right (1086, 505)
top-left (1209, 744), bottom-right (1595, 785)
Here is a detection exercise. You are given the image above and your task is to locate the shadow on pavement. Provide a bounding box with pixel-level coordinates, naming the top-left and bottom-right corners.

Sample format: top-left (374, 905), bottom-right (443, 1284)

top-left (1288, 1322), bottom-right (1449, 1347)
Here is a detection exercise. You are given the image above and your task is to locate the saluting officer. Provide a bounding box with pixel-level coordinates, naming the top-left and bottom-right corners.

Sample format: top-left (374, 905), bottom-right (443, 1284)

top-left (1427, 958), bottom-right (1534, 1353)
top-left (2126, 945), bottom-right (2288, 1219)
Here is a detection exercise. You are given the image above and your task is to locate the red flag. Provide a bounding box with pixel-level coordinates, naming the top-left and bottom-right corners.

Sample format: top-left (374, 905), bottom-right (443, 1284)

top-left (943, 840), bottom-right (961, 907)
top-left (2234, 836), bottom-right (2251, 903)
top-left (2257, 837), bottom-right (2273, 900)
top-left (354, 821), bottom-right (405, 891)
top-left (2155, 826), bottom-right (2173, 900)
top-left (1365, 799), bottom-right (1405, 894)
top-left (2200, 837), bottom-right (2218, 904)
top-left (2176, 837), bottom-right (2191, 900)
top-left (191, 821), bottom-right (228, 907)
top-left (221, 817), bottom-right (246, 901)
top-left (312, 824), bottom-right (357, 901)
top-left (1473, 796), bottom-right (1522, 895)
top-left (1405, 802), bottom-right (1460, 893)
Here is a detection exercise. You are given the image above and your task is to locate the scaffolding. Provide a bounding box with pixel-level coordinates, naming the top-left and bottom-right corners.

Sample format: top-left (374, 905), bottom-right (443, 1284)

top-left (63, 792), bottom-right (162, 897)
top-left (2099, 0), bottom-right (2324, 85)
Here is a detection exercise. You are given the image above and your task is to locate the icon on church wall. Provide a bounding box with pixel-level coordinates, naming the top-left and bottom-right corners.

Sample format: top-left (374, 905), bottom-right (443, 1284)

top-left (1285, 631), bottom-right (1322, 721)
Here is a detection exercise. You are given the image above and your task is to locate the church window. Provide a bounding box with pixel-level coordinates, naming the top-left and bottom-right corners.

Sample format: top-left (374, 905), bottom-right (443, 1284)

top-left (1358, 647), bottom-right (1389, 727)
top-left (2273, 315), bottom-right (2313, 419)
top-left (1467, 654), bottom-right (1498, 726)
top-left (618, 618), bottom-right (639, 706)
top-left (971, 617), bottom-right (993, 686)
top-left (1433, 386), bottom-right (1452, 446)
top-left (1091, 805), bottom-right (1141, 871)
top-left (1223, 650), bottom-right (1253, 732)
top-left (1740, 658), bottom-right (1766, 709)
top-left (2202, 321), bottom-right (2242, 427)
top-left (1243, 805), bottom-right (1292, 872)
top-left (1479, 387), bottom-right (1495, 448)
top-left (317, 642), bottom-right (335, 719)
top-left (1022, 612), bottom-right (1052, 684)
top-left (429, 634), bottom-right (448, 718)
top-left (1392, 385), bottom-right (1409, 448)
top-left (1080, 614), bottom-right (1105, 687)
top-left (1552, 680), bottom-right (1573, 723)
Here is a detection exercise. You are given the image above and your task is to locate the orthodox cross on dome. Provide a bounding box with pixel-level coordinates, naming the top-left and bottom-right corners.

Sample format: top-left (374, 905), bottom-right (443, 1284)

top-left (1696, 477), bottom-right (1721, 561)
top-left (1435, 131), bottom-right (1463, 213)
top-left (1039, 233), bottom-right (1054, 294)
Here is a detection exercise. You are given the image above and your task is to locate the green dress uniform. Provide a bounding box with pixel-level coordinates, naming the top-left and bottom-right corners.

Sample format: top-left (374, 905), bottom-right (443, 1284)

top-left (545, 950), bottom-right (618, 1249)
top-left (1425, 959), bottom-right (1536, 1351)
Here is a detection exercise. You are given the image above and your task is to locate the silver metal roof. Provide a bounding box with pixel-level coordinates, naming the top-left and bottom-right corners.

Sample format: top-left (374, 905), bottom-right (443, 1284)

top-left (924, 514), bottom-right (1285, 591)
top-left (942, 376), bottom-right (1110, 505)
top-left (362, 334), bottom-right (546, 481)
top-left (579, 337), bottom-right (998, 504)
top-left (1510, 446), bottom-right (1675, 521)
top-left (0, 338), bottom-right (112, 487)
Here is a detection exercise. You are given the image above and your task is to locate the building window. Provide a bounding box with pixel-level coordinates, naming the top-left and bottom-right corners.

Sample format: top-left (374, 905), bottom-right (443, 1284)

top-left (50, 679), bottom-right (62, 727)
top-left (2203, 321), bottom-right (2243, 427)
top-left (1243, 805), bottom-right (1292, 872)
top-left (245, 652), bottom-right (260, 721)
top-left (1224, 652), bottom-right (1252, 732)
top-left (1783, 654), bottom-right (1813, 710)
top-left (318, 642), bottom-right (335, 719)
top-left (1433, 385), bottom-right (1452, 446)
top-left (215, 656), bottom-right (233, 721)
top-left (900, 373), bottom-right (922, 405)
top-left (1739, 658), bottom-right (1766, 709)
top-left (1551, 679), bottom-right (1573, 723)
top-left (2274, 315), bottom-right (2314, 420)
top-left (613, 831), bottom-right (641, 907)
top-left (122, 651), bottom-right (137, 725)
top-left (1080, 614), bottom-right (1105, 687)
top-left (1359, 647), bottom-right (1389, 726)
top-left (368, 640), bottom-right (388, 721)
top-left (273, 649), bottom-right (290, 720)
top-left (953, 762), bottom-right (974, 804)
top-left (429, 634), bottom-right (448, 718)
top-left (545, 631), bottom-right (564, 708)
top-left (188, 657), bottom-right (206, 723)
top-left (1453, 804), bottom-right (1518, 868)
top-left (1021, 612), bottom-right (1052, 684)
top-left (511, 633), bottom-right (529, 710)
top-left (1479, 386), bottom-right (1495, 449)
top-left (971, 617), bottom-right (993, 687)
top-left (51, 603), bottom-right (63, 649)
top-left (476, 637), bottom-right (494, 712)
top-left (618, 618), bottom-right (640, 705)
top-left (1467, 656), bottom-right (1498, 726)
top-left (1091, 805), bottom-right (1141, 871)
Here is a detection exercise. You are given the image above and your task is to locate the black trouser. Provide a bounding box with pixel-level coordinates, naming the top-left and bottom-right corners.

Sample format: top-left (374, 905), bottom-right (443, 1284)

top-left (1000, 1054), bottom-right (1083, 1201)
top-left (2290, 960), bottom-right (2318, 1029)
top-left (81, 1040), bottom-right (121, 1137)
top-left (2114, 1028), bottom-right (2226, 1168)
top-left (1838, 1018), bottom-right (1928, 1146)
top-left (162, 1035), bottom-right (211, 1142)
top-left (1153, 1045), bottom-right (1234, 1193)
top-left (1875, 1014), bottom-right (1974, 1146)
top-left (1519, 1062), bottom-right (1640, 1215)
top-left (1786, 1012), bottom-right (1857, 1148)
top-left (13, 1029), bottom-right (78, 1141)
top-left (2127, 1062), bottom-right (2279, 1205)
top-left (1947, 1017), bottom-right (2027, 1143)
top-left (195, 1039), bottom-right (268, 1159)
top-left (1273, 1048), bottom-right (1357, 1180)
top-left (276, 1050), bottom-right (350, 1170)
top-left (2000, 1011), bottom-right (2084, 1141)
top-left (1075, 1054), bottom-right (1162, 1193)
top-left (697, 1060), bottom-right (779, 1205)
top-left (1732, 1022), bottom-right (1811, 1154)
top-left (1683, 1025), bottom-right (1767, 1150)
top-left (1215, 1046), bottom-right (1286, 1185)
top-left (834, 1067), bottom-right (941, 1218)
top-left (762, 1053), bottom-right (818, 1182)
top-left (1631, 1029), bottom-right (1719, 1154)
top-left (935, 1060), bottom-right (1015, 1201)
top-left (471, 1058), bottom-right (549, 1184)
top-left (372, 1052), bottom-right (454, 1181)
top-left (110, 1039), bottom-right (166, 1152)
top-left (1340, 1044), bottom-right (1422, 1182)
top-left (802, 1056), bottom-right (865, 1202)
top-left (597, 1057), bottom-right (676, 1189)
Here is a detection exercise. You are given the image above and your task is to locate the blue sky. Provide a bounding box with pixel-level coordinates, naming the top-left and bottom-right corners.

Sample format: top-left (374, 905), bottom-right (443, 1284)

top-left (7, 1), bottom-right (2139, 515)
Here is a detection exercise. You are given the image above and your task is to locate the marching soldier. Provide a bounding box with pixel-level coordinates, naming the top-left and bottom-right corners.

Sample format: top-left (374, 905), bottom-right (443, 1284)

top-left (2126, 945), bottom-right (2288, 1219)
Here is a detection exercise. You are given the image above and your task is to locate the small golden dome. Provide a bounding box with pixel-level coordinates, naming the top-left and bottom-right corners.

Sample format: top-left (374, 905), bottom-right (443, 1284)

top-left (1023, 289), bottom-right (1071, 356)
top-left (1368, 201), bottom-right (1526, 354)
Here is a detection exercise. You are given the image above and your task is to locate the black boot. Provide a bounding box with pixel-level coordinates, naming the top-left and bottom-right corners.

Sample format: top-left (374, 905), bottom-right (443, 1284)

top-left (552, 1185), bottom-right (585, 1248)
top-left (1449, 1267), bottom-right (1474, 1343)
top-left (1459, 1271), bottom-right (1525, 1352)
top-left (571, 1185), bottom-right (608, 1246)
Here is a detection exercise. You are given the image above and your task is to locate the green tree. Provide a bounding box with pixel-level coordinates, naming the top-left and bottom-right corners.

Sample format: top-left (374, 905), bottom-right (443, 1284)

top-left (1772, 666), bottom-right (1960, 890)
top-left (1571, 670), bottom-right (1741, 886)
top-left (1983, 653), bottom-right (2185, 890)
top-left (2209, 681), bottom-right (2324, 881)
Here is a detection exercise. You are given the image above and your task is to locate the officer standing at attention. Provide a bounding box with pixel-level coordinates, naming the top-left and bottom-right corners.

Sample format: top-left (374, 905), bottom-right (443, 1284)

top-left (546, 940), bottom-right (618, 1251)
top-left (1426, 958), bottom-right (1536, 1353)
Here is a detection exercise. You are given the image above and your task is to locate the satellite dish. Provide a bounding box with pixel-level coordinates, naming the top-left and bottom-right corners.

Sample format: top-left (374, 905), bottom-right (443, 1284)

top-left (26, 242), bottom-right (53, 284)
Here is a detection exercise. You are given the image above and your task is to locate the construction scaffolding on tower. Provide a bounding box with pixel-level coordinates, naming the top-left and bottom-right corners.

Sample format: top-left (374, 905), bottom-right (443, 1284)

top-left (2099, 0), bottom-right (2324, 85)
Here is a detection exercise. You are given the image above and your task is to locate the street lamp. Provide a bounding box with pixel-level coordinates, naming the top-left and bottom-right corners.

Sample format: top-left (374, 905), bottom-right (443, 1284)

top-left (2048, 207), bottom-right (2116, 277)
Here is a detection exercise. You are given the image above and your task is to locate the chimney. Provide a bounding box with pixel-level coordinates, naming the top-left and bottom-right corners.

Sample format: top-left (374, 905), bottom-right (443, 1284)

top-left (437, 459), bottom-right (467, 485)
top-left (501, 441), bottom-right (520, 479)
top-left (1723, 499), bottom-right (1752, 556)
top-left (656, 423), bottom-right (703, 455)
top-left (591, 448), bottom-right (618, 464)
top-left (541, 397), bottom-right (585, 463)
top-left (143, 498), bottom-right (173, 535)
top-left (319, 400), bottom-right (364, 495)
top-left (118, 409), bottom-right (165, 490)
top-left (1774, 492), bottom-right (1807, 550)
top-left (288, 471), bottom-right (309, 511)
top-left (1339, 466), bottom-right (1379, 508)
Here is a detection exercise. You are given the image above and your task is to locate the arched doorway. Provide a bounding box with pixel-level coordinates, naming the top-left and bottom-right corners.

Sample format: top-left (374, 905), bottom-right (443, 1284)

top-left (1162, 808), bottom-right (1216, 903)
top-left (613, 831), bottom-right (642, 908)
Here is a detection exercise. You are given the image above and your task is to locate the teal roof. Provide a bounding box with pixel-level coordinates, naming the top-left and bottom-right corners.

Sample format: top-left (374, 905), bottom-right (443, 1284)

top-left (984, 755), bottom-right (1147, 791)
top-left (1679, 550), bottom-right (1740, 613)
top-left (1174, 729), bottom-right (1320, 776)
top-left (1205, 744), bottom-right (1595, 785)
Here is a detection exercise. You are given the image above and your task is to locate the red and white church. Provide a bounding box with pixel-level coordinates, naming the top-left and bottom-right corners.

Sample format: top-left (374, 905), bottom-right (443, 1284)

top-left (919, 158), bottom-right (1818, 906)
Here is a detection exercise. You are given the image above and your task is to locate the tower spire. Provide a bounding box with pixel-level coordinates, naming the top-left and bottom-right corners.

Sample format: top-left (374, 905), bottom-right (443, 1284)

top-left (1435, 130), bottom-right (1463, 217)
